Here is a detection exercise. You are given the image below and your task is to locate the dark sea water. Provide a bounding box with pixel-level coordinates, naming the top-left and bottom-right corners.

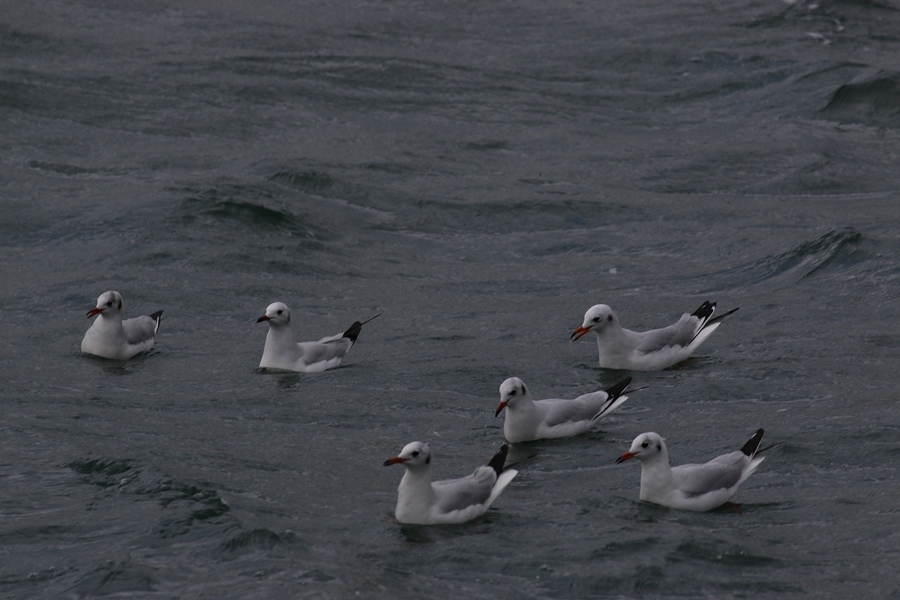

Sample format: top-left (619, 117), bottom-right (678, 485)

top-left (2, 0), bottom-right (899, 598)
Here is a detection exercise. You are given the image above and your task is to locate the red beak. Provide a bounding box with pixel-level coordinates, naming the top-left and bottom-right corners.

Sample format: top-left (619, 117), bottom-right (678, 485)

top-left (571, 325), bottom-right (592, 341)
top-left (383, 456), bottom-right (406, 466)
top-left (615, 451), bottom-right (636, 464)
top-left (257, 315), bottom-right (270, 322)
top-left (495, 401), bottom-right (508, 418)
top-left (86, 307), bottom-right (103, 318)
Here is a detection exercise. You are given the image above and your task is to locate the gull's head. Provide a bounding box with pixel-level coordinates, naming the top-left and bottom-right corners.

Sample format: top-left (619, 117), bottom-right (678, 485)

top-left (257, 302), bottom-right (291, 326)
top-left (87, 290), bottom-right (124, 319)
top-left (383, 441), bottom-right (431, 469)
top-left (571, 304), bottom-right (616, 341)
top-left (496, 377), bottom-right (528, 417)
top-left (616, 432), bottom-right (666, 464)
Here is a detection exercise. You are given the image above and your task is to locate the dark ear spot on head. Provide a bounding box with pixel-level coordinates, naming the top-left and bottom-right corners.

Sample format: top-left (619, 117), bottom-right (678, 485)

top-left (656, 442), bottom-right (662, 451)
top-left (117, 299), bottom-right (122, 310)
top-left (425, 455), bottom-right (431, 465)
top-left (608, 315), bottom-right (612, 321)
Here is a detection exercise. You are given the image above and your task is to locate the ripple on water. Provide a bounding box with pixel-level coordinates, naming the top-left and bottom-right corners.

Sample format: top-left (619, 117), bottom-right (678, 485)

top-left (66, 458), bottom-right (232, 539)
top-left (695, 226), bottom-right (866, 294)
top-left (821, 71), bottom-right (900, 128)
top-left (68, 560), bottom-right (156, 597)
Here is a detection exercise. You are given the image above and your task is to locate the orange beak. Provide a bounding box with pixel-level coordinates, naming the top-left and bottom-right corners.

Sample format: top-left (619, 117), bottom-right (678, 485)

top-left (383, 456), bottom-right (406, 466)
top-left (257, 315), bottom-right (270, 322)
top-left (86, 307), bottom-right (103, 318)
top-left (494, 401), bottom-right (508, 418)
top-left (615, 451), bottom-right (636, 464)
top-left (571, 325), bottom-right (592, 341)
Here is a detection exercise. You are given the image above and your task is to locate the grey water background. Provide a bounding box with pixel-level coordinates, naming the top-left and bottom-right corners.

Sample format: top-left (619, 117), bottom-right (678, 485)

top-left (1, 0), bottom-right (899, 597)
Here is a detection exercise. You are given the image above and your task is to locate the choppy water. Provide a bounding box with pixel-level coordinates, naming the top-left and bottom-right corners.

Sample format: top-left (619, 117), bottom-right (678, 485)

top-left (2, 1), bottom-right (899, 598)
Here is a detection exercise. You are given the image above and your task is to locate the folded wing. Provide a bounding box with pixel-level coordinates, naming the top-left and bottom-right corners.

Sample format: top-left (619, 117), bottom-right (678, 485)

top-left (122, 312), bottom-right (163, 345)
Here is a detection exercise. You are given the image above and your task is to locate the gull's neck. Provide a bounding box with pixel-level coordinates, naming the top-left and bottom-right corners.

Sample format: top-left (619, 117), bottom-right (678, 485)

top-left (95, 311), bottom-right (124, 331)
top-left (638, 450), bottom-right (673, 502)
top-left (265, 322), bottom-right (298, 348)
top-left (397, 467), bottom-right (436, 516)
top-left (506, 393), bottom-right (536, 415)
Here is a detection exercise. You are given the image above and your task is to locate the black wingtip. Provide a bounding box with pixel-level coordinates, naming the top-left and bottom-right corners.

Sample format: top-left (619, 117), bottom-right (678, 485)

top-left (691, 301), bottom-right (716, 320)
top-left (342, 314), bottom-right (380, 343)
top-left (740, 428), bottom-right (765, 456)
top-left (149, 311), bottom-right (163, 333)
top-left (759, 442), bottom-right (782, 454)
top-left (487, 444), bottom-right (510, 476)
top-left (604, 376), bottom-right (632, 400)
top-left (708, 306), bottom-right (739, 326)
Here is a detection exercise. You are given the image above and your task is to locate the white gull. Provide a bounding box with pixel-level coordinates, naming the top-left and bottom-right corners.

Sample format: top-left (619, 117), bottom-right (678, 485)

top-left (571, 301), bottom-right (738, 370)
top-left (81, 291), bottom-right (162, 360)
top-left (495, 376), bottom-right (632, 443)
top-left (616, 429), bottom-right (776, 511)
top-left (383, 442), bottom-right (517, 525)
top-left (257, 302), bottom-right (378, 372)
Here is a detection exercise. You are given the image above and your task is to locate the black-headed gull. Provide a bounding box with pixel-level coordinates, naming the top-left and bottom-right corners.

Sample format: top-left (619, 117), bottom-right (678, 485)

top-left (383, 442), bottom-right (518, 525)
top-left (81, 291), bottom-right (163, 360)
top-left (256, 302), bottom-right (378, 372)
top-left (495, 376), bottom-right (632, 443)
top-left (616, 429), bottom-right (775, 511)
top-left (571, 301), bottom-right (738, 370)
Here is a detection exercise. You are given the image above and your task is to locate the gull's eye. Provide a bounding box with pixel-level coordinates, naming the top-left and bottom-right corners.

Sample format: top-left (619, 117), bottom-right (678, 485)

top-left (592, 316), bottom-right (600, 323)
top-left (411, 451), bottom-right (420, 458)
top-left (641, 440), bottom-right (649, 449)
top-left (277, 309), bottom-right (284, 315)
top-left (106, 301), bottom-right (113, 307)
top-left (510, 389), bottom-right (517, 396)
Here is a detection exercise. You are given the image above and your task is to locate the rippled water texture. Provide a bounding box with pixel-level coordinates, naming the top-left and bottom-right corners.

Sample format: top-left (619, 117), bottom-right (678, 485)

top-left (1, 1), bottom-right (899, 598)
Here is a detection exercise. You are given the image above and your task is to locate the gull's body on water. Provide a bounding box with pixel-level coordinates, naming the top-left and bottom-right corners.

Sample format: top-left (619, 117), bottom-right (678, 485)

top-left (81, 291), bottom-right (163, 360)
top-left (495, 377), bottom-right (632, 443)
top-left (616, 429), bottom-right (774, 511)
top-left (257, 302), bottom-right (378, 372)
top-left (383, 442), bottom-right (517, 525)
top-left (572, 301), bottom-right (738, 371)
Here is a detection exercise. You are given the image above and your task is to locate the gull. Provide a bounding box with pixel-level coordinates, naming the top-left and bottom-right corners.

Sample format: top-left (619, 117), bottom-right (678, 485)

top-left (81, 291), bottom-right (163, 360)
top-left (571, 301), bottom-right (738, 370)
top-left (257, 302), bottom-right (378, 372)
top-left (616, 429), bottom-right (776, 511)
top-left (383, 442), bottom-right (518, 525)
top-left (495, 376), bottom-right (632, 443)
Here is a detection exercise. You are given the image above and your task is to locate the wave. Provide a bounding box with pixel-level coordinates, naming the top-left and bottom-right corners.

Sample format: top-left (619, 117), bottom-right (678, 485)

top-left (219, 527), bottom-right (294, 553)
top-left (26, 160), bottom-right (123, 178)
top-left (374, 197), bottom-right (647, 236)
top-left (68, 560), bottom-right (156, 597)
top-left (67, 458), bottom-right (231, 539)
top-left (821, 71), bottom-right (900, 127)
top-left (269, 169), bottom-right (337, 193)
top-left (696, 227), bottom-right (865, 293)
top-left (179, 192), bottom-right (328, 239)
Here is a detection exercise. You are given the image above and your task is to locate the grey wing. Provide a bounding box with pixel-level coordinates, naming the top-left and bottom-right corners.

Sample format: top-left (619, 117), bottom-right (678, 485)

top-left (433, 467), bottom-right (495, 513)
top-left (122, 315), bottom-right (160, 345)
top-left (634, 314), bottom-right (699, 353)
top-left (298, 337), bottom-right (353, 365)
top-left (673, 453), bottom-right (746, 495)
top-left (539, 398), bottom-right (604, 428)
